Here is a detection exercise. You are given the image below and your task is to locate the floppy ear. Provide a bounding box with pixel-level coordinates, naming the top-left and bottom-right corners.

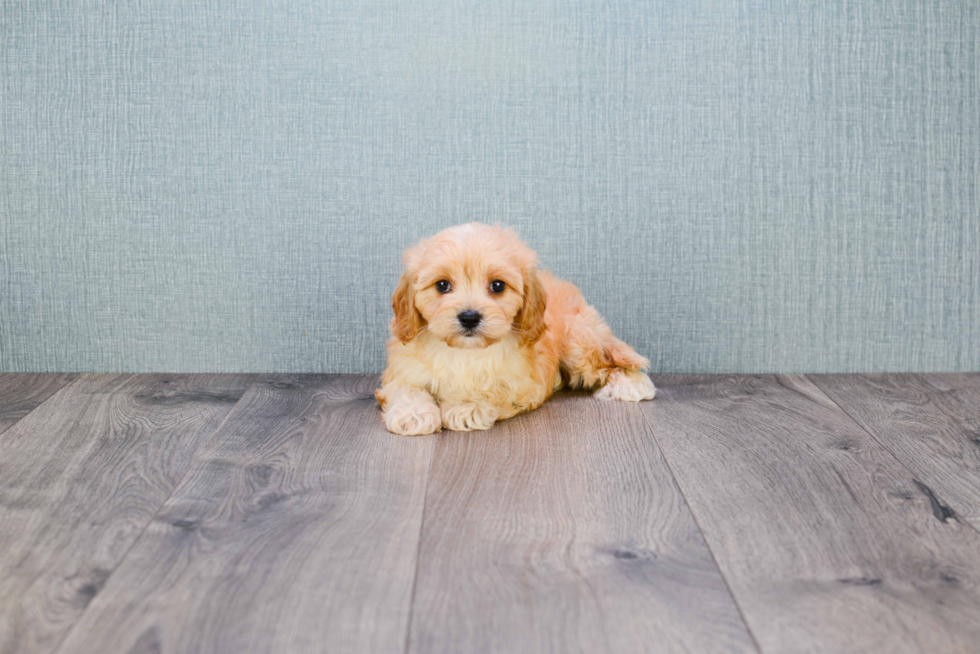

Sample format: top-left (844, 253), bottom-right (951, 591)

top-left (391, 273), bottom-right (425, 344)
top-left (514, 269), bottom-right (547, 345)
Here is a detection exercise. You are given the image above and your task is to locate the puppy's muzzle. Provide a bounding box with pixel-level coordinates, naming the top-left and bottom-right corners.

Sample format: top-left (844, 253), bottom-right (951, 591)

top-left (457, 310), bottom-right (482, 332)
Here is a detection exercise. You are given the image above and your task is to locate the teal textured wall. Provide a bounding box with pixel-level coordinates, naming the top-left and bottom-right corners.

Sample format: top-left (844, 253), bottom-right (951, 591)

top-left (1, 1), bottom-right (977, 373)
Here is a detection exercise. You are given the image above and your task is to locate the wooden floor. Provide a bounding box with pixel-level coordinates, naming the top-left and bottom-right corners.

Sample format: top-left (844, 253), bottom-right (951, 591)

top-left (1, 374), bottom-right (979, 654)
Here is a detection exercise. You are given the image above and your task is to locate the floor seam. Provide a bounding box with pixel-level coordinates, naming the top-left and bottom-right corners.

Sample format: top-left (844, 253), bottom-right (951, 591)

top-left (0, 373), bottom-right (80, 438)
top-left (805, 374), bottom-right (980, 539)
top-left (48, 373), bottom-right (261, 654)
top-left (401, 431), bottom-right (437, 654)
top-left (635, 383), bottom-right (766, 654)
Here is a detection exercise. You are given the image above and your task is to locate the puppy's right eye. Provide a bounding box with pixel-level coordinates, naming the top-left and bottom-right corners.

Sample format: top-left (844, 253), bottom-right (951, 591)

top-left (435, 280), bottom-right (451, 294)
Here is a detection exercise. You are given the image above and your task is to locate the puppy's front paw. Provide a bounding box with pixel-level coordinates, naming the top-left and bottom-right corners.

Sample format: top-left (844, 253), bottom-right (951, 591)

top-left (593, 370), bottom-right (656, 402)
top-left (385, 401), bottom-right (442, 436)
top-left (441, 402), bottom-right (499, 431)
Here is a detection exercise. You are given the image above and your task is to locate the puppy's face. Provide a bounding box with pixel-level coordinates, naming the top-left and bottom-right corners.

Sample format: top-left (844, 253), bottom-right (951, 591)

top-left (391, 224), bottom-right (546, 349)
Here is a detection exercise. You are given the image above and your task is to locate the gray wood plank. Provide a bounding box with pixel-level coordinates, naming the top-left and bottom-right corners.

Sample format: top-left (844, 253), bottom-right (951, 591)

top-left (0, 373), bottom-right (253, 654)
top-left (408, 391), bottom-right (758, 654)
top-left (0, 374), bottom-right (77, 435)
top-left (811, 373), bottom-right (980, 531)
top-left (910, 373), bottom-right (980, 392)
top-left (642, 375), bottom-right (980, 654)
top-left (54, 375), bottom-right (434, 654)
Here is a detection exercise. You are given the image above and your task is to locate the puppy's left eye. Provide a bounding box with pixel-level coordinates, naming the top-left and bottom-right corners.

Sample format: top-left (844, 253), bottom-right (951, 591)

top-left (489, 280), bottom-right (506, 294)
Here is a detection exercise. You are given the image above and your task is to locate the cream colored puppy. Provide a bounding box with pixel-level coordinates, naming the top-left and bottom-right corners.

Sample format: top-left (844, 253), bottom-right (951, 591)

top-left (376, 223), bottom-right (655, 435)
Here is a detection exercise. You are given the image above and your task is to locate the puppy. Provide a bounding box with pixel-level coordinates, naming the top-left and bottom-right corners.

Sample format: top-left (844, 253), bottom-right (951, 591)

top-left (376, 223), bottom-right (655, 435)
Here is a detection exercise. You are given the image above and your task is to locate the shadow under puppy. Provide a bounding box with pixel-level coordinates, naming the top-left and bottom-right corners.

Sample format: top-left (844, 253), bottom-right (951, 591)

top-left (376, 223), bottom-right (655, 435)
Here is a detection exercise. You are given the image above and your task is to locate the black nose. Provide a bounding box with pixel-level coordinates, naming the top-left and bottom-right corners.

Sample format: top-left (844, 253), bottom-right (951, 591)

top-left (457, 310), bottom-right (482, 330)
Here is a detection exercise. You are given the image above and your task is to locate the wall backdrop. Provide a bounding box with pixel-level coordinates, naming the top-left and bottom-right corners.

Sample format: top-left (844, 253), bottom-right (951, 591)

top-left (1, 1), bottom-right (977, 373)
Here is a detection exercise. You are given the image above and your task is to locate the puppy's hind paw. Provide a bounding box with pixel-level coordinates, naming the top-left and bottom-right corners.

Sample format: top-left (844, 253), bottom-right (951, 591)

top-left (385, 402), bottom-right (442, 436)
top-left (593, 370), bottom-right (656, 402)
top-left (441, 402), bottom-right (499, 431)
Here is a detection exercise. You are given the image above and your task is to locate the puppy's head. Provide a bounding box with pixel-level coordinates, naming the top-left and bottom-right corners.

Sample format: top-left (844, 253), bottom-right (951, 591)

top-left (391, 223), bottom-right (546, 349)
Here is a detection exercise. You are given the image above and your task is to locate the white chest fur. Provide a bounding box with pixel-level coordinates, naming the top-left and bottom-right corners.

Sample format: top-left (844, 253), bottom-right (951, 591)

top-left (411, 333), bottom-right (535, 403)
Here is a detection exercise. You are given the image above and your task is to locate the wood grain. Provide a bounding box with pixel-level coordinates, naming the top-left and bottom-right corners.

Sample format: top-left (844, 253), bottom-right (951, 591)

top-left (811, 373), bottom-right (980, 531)
top-left (0, 374), bottom-right (77, 435)
top-left (408, 391), bottom-right (757, 654)
top-left (54, 375), bottom-right (434, 654)
top-left (642, 374), bottom-right (980, 654)
top-left (0, 373), bottom-right (253, 654)
top-left (909, 373), bottom-right (980, 392)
